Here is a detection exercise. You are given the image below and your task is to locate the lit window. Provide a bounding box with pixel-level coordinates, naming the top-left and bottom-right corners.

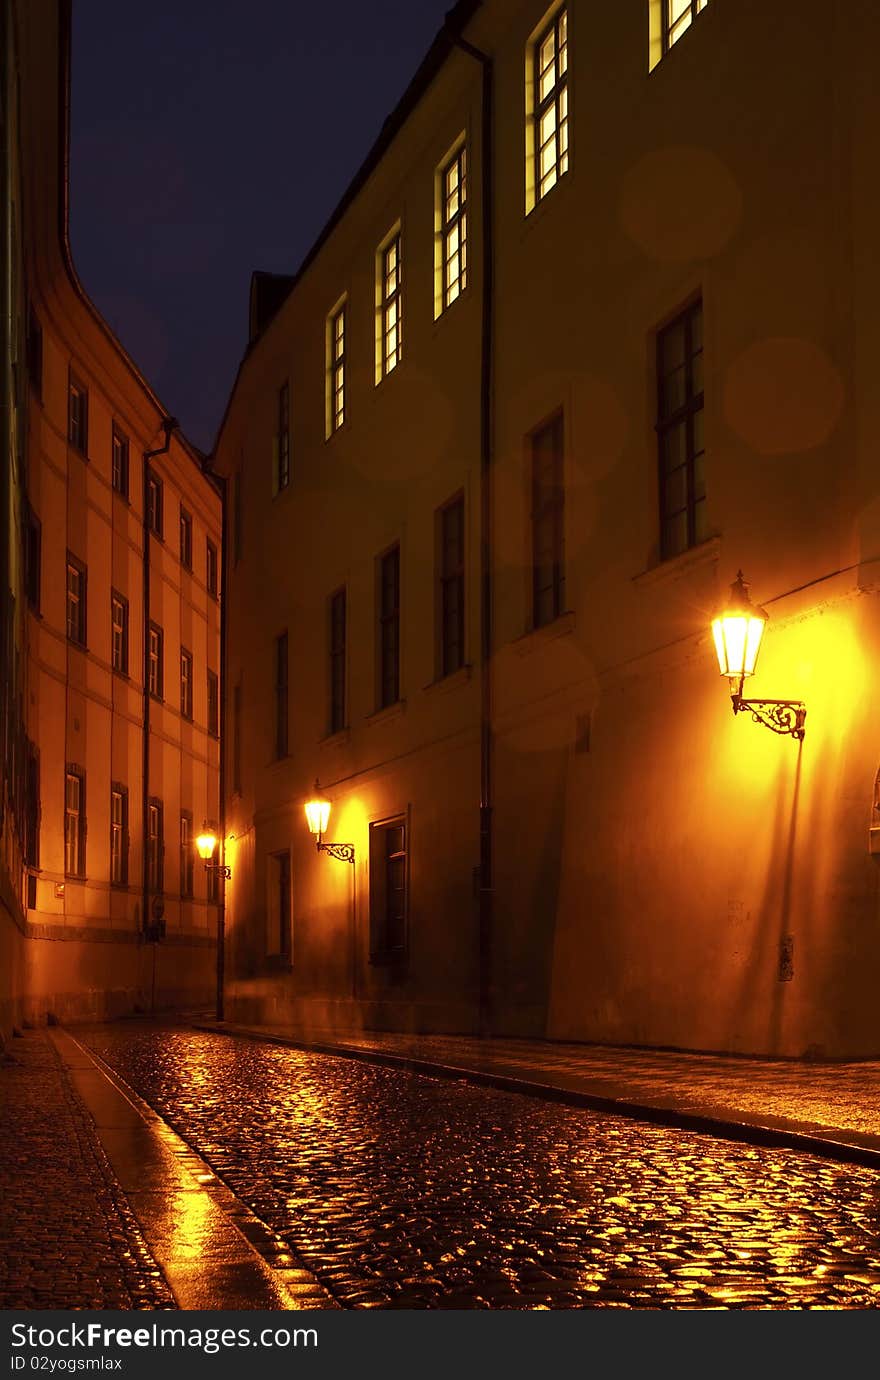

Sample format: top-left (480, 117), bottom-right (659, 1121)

top-left (147, 798), bottom-right (164, 893)
top-left (180, 647), bottom-right (193, 720)
top-left (327, 303), bottom-right (346, 434)
top-left (369, 817), bottom-right (407, 962)
top-left (438, 495), bottom-right (465, 677)
top-left (148, 623), bottom-right (164, 699)
top-left (441, 146), bottom-right (467, 310)
top-left (66, 555), bottom-right (87, 646)
top-left (68, 374), bottom-right (88, 453)
top-left (663, 0), bottom-right (709, 54)
top-left (111, 591), bottom-right (128, 674)
top-left (65, 768), bottom-right (86, 877)
top-left (179, 508), bottom-right (192, 568)
top-left (180, 812), bottom-right (194, 899)
top-left (207, 539), bottom-right (219, 597)
top-left (207, 669), bottom-right (219, 737)
top-left (378, 546), bottom-right (400, 709)
top-left (147, 474), bottom-right (163, 537)
top-left (377, 232), bottom-right (403, 380)
top-left (532, 7), bottom-right (568, 205)
top-left (276, 382), bottom-right (290, 492)
top-left (112, 425), bottom-right (129, 497)
top-left (110, 785), bottom-right (128, 886)
top-left (329, 588), bottom-right (346, 734)
top-left (657, 300), bottom-right (705, 559)
top-left (531, 413), bottom-right (565, 628)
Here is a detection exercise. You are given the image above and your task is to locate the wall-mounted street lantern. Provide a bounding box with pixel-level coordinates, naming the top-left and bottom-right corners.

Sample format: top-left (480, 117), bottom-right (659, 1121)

top-left (305, 785), bottom-right (355, 864)
top-left (196, 826), bottom-right (231, 878)
top-left (711, 571), bottom-right (806, 741)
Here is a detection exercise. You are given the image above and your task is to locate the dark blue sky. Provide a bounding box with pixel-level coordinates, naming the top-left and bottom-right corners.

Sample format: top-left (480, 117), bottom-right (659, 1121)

top-left (70, 1), bottom-right (450, 452)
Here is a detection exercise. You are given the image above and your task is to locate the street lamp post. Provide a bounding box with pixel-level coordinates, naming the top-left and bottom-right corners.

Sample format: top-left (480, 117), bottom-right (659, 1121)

top-left (304, 785), bottom-right (355, 864)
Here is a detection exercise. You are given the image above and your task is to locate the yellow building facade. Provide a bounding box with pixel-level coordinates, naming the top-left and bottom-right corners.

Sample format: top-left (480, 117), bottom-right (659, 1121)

top-left (217, 0), bottom-right (880, 1057)
top-left (0, 0), bottom-right (222, 1036)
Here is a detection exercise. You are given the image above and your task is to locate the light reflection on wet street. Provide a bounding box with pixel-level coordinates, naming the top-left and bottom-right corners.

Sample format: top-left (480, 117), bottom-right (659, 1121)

top-left (80, 1026), bottom-right (880, 1309)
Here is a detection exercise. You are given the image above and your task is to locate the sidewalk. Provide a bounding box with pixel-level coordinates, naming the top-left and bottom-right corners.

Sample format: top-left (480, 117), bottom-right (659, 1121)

top-left (195, 1020), bottom-right (880, 1169)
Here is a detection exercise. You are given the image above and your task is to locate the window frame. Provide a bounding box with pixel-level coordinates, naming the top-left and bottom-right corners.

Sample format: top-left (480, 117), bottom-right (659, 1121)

top-left (207, 668), bottom-right (219, 738)
top-left (64, 766), bottom-right (86, 878)
top-left (110, 783), bottom-right (128, 887)
top-left (66, 553), bottom-right (87, 647)
top-left (377, 545), bottom-right (401, 710)
top-left (111, 590), bottom-right (129, 676)
top-left (530, 412), bottom-right (566, 629)
top-left (376, 229), bottom-right (403, 382)
top-left (146, 797), bottom-right (164, 894)
top-left (180, 646), bottom-right (194, 720)
top-left (179, 507), bottom-right (193, 569)
top-left (369, 814), bottom-right (408, 964)
top-left (111, 424), bottom-right (130, 499)
top-left (147, 473), bottom-right (163, 538)
top-left (67, 372), bottom-right (89, 455)
top-left (661, 0), bottom-right (710, 55)
top-left (180, 810), bottom-right (194, 899)
top-left (206, 539), bottom-right (219, 598)
top-left (531, 6), bottom-right (569, 209)
top-left (656, 298), bottom-right (705, 561)
top-left (148, 622), bottom-right (164, 700)
top-left (440, 144), bottom-right (468, 312)
top-left (327, 301), bottom-right (347, 435)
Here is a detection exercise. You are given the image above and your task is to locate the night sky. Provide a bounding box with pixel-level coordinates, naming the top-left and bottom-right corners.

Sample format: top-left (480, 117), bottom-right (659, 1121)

top-left (70, 1), bottom-right (450, 453)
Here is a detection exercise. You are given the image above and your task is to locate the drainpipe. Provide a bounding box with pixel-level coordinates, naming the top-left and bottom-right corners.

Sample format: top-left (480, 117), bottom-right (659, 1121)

top-left (141, 418), bottom-right (176, 989)
top-left (448, 26), bottom-right (494, 1036)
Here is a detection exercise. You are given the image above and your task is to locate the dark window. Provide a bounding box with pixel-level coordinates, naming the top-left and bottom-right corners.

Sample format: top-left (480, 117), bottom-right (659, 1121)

top-left (378, 545), bottom-right (400, 709)
top-left (534, 7), bottom-right (569, 203)
top-left (439, 495), bottom-right (465, 676)
top-left (68, 374), bottom-right (88, 453)
top-left (111, 591), bottom-right (128, 674)
top-left (657, 300), bottom-right (705, 559)
top-left (66, 554), bottom-right (87, 646)
top-left (180, 647), bottom-right (193, 720)
top-left (270, 851), bottom-right (292, 959)
top-left (148, 623), bottom-right (163, 699)
top-left (441, 145), bottom-right (467, 309)
top-left (207, 669), bottom-right (219, 737)
top-left (146, 798), bottom-right (164, 893)
top-left (27, 308), bottom-right (42, 397)
top-left (329, 588), bottom-right (346, 734)
top-left (274, 632), bottom-right (288, 758)
top-left (180, 811), bottom-right (194, 898)
top-left (531, 413), bottom-right (565, 627)
top-left (179, 508), bottom-right (192, 568)
top-left (379, 233), bottom-right (403, 378)
top-left (276, 382), bottom-right (290, 492)
top-left (25, 507), bottom-right (40, 612)
top-left (329, 304), bottom-right (346, 432)
top-left (25, 743), bottom-right (40, 868)
top-left (232, 682), bottom-right (242, 793)
top-left (207, 540), bottom-right (218, 597)
top-left (369, 817), bottom-right (407, 962)
top-left (112, 425), bottom-right (129, 498)
top-left (110, 784), bottom-right (128, 886)
top-left (147, 474), bottom-right (163, 537)
top-left (662, 0), bottom-right (710, 54)
top-left (64, 767), bottom-right (86, 876)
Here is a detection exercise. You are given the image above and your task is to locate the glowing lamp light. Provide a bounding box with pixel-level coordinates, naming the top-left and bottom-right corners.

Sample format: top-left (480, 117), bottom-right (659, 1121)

top-left (304, 782), bottom-right (355, 864)
top-left (711, 571), bottom-right (767, 682)
top-left (709, 570), bottom-right (806, 741)
top-left (196, 828), bottom-right (218, 861)
top-left (304, 795), bottom-right (331, 839)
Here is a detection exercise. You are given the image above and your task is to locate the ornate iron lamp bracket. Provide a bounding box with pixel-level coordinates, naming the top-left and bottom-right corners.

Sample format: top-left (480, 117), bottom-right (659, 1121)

top-left (732, 693), bottom-right (806, 741)
top-left (317, 841), bottom-right (356, 865)
top-left (204, 862), bottom-right (232, 879)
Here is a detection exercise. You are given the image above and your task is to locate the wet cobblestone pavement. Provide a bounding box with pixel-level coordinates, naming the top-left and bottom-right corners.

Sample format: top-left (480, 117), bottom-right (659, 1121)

top-left (80, 1026), bottom-right (880, 1310)
top-left (0, 1032), bottom-right (175, 1310)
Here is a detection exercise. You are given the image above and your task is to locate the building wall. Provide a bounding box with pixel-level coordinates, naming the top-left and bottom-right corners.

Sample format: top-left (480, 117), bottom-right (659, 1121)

top-left (217, 0), bottom-right (880, 1054)
top-left (10, 0), bottom-right (221, 1026)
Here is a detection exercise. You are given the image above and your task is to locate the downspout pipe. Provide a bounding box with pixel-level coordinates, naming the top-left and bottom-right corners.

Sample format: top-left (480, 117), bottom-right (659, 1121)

top-left (447, 26), bottom-right (494, 1036)
top-left (141, 418), bottom-right (177, 960)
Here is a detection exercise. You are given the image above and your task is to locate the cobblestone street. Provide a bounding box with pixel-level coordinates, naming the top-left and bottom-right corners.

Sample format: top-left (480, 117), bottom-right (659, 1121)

top-left (78, 1025), bottom-right (880, 1310)
top-left (0, 1033), bottom-right (174, 1310)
